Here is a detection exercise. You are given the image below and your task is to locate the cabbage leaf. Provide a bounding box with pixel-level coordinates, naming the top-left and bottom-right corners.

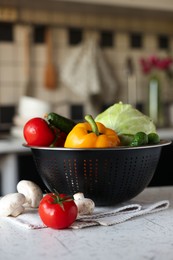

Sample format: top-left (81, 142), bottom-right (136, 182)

top-left (95, 102), bottom-right (156, 136)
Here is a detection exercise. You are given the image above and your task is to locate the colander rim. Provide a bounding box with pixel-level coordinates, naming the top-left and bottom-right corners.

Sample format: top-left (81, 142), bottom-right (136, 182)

top-left (23, 140), bottom-right (171, 151)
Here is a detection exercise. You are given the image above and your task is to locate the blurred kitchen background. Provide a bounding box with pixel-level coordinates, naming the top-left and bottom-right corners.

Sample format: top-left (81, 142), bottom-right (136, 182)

top-left (0, 0), bottom-right (173, 195)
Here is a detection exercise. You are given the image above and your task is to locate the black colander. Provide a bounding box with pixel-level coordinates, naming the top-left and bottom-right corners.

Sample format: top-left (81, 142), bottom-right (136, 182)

top-left (25, 140), bottom-right (171, 206)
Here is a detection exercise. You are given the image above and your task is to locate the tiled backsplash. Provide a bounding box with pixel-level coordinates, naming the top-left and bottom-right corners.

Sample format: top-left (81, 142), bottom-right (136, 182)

top-left (0, 7), bottom-right (173, 123)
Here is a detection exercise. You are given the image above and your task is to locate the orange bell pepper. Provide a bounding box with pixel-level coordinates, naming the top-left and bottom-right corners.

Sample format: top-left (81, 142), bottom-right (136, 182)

top-left (64, 114), bottom-right (120, 148)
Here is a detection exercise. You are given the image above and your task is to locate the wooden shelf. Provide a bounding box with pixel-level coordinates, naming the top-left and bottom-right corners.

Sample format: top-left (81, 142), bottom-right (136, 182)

top-left (1, 0), bottom-right (173, 17)
top-left (1, 1), bottom-right (173, 27)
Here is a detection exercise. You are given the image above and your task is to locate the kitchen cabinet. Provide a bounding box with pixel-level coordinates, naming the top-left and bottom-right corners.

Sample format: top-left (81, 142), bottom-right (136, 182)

top-left (149, 141), bottom-right (173, 186)
top-left (0, 137), bottom-right (30, 195)
top-left (0, 136), bottom-right (47, 195)
top-left (150, 128), bottom-right (173, 186)
top-left (17, 154), bottom-right (47, 192)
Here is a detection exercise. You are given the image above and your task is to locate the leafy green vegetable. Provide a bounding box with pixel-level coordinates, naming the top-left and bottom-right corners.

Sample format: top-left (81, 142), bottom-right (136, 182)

top-left (95, 102), bottom-right (156, 137)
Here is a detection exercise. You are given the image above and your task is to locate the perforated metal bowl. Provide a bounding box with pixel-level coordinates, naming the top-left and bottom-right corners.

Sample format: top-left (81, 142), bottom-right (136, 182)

top-left (24, 141), bottom-right (171, 206)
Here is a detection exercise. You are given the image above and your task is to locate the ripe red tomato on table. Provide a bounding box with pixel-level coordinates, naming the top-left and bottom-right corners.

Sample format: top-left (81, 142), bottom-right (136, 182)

top-left (23, 117), bottom-right (55, 146)
top-left (39, 193), bottom-right (78, 229)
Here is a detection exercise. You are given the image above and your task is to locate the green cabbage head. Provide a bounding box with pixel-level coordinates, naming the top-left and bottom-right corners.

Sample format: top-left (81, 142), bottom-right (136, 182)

top-left (95, 102), bottom-right (156, 136)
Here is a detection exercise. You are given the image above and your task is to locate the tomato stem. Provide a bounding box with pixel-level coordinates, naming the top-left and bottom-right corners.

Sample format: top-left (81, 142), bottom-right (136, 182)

top-left (50, 191), bottom-right (74, 211)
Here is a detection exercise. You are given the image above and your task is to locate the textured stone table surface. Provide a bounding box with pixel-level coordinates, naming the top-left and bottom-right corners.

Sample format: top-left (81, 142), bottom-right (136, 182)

top-left (0, 186), bottom-right (173, 260)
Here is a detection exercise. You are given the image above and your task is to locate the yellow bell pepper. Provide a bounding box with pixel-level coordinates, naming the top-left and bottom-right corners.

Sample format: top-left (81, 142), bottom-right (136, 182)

top-left (64, 114), bottom-right (120, 148)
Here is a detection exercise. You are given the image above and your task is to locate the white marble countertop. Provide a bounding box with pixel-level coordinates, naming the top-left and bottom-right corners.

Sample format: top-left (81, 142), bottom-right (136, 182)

top-left (0, 135), bottom-right (29, 154)
top-left (157, 128), bottom-right (173, 140)
top-left (0, 186), bottom-right (173, 260)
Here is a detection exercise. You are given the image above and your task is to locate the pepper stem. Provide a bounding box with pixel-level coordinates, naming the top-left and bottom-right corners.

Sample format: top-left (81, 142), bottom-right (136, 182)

top-left (85, 114), bottom-right (99, 136)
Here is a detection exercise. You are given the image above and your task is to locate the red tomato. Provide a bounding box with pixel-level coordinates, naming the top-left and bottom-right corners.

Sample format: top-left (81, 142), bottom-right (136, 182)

top-left (23, 117), bottom-right (55, 146)
top-left (39, 193), bottom-right (78, 229)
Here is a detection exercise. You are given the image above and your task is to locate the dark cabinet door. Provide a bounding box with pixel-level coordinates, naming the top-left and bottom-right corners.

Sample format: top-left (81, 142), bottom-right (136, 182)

top-left (17, 154), bottom-right (47, 192)
top-left (149, 141), bottom-right (173, 186)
